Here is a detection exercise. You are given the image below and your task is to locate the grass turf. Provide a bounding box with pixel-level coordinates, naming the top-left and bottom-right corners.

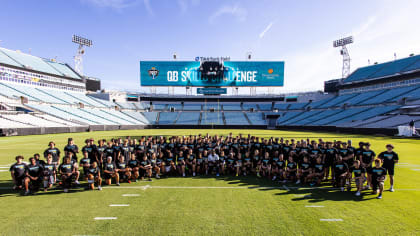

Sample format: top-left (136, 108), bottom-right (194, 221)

top-left (0, 129), bottom-right (420, 235)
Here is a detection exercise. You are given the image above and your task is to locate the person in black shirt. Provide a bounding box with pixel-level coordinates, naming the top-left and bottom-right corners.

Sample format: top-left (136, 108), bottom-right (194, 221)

top-left (297, 156), bottom-right (311, 184)
top-left (87, 162), bottom-right (102, 191)
top-left (176, 151), bottom-right (186, 177)
top-left (59, 157), bottom-right (75, 193)
top-left (371, 159), bottom-right (387, 199)
top-left (42, 155), bottom-right (56, 192)
top-left (23, 157), bottom-right (43, 195)
top-left (361, 143), bottom-right (376, 190)
top-left (116, 155), bottom-right (132, 183)
top-left (10, 156), bottom-right (27, 191)
top-left (139, 155), bottom-right (152, 181)
top-left (334, 156), bottom-right (349, 191)
top-left (82, 139), bottom-right (98, 164)
top-left (308, 156), bottom-right (324, 186)
top-left (103, 156), bottom-right (120, 186)
top-left (127, 153), bottom-right (140, 181)
top-left (43, 141), bottom-right (60, 165)
top-left (378, 144), bottom-right (399, 192)
top-left (349, 160), bottom-right (366, 196)
top-left (324, 142), bottom-right (338, 181)
top-left (64, 138), bottom-right (79, 161)
top-left (33, 153), bottom-right (45, 167)
top-left (285, 156), bottom-right (297, 182)
top-left (79, 151), bottom-right (91, 181)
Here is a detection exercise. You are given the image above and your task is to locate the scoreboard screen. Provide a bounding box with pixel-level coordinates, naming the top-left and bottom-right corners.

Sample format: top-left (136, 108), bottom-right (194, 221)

top-left (140, 60), bottom-right (284, 87)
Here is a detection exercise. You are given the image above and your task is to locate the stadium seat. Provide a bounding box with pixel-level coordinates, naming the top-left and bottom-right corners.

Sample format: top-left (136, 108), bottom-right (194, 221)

top-left (224, 112), bottom-right (249, 125)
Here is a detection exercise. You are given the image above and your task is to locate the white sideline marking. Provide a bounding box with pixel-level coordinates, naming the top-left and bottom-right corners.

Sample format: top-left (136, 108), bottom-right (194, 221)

top-left (142, 185), bottom-right (150, 190)
top-left (122, 194), bottom-right (140, 197)
top-left (412, 169), bottom-right (420, 171)
top-left (282, 185), bottom-right (290, 191)
top-left (320, 219), bottom-right (343, 222)
top-left (0, 170), bottom-right (7, 172)
top-left (109, 204), bottom-right (129, 207)
top-left (94, 217), bottom-right (117, 220)
top-left (0, 166), bottom-right (9, 168)
top-left (305, 205), bottom-right (324, 208)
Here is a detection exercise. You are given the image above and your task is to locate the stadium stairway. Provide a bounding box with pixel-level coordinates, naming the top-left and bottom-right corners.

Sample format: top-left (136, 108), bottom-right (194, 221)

top-left (0, 82), bottom-right (41, 102)
top-left (35, 88), bottom-right (70, 104)
top-left (243, 112), bottom-right (252, 125)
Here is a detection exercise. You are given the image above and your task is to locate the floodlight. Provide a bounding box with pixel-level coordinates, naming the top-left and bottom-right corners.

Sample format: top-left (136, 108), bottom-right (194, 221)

top-left (333, 36), bottom-right (353, 48)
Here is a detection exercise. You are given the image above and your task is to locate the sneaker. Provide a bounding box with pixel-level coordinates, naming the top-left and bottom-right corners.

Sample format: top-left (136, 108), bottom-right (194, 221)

top-left (377, 194), bottom-right (382, 199)
top-left (75, 180), bottom-right (80, 185)
top-left (340, 187), bottom-right (344, 192)
top-left (128, 180), bottom-right (131, 184)
top-left (243, 172), bottom-right (247, 176)
top-left (272, 176), bottom-right (277, 181)
top-left (282, 180), bottom-right (287, 184)
top-left (216, 173), bottom-right (219, 177)
top-left (116, 183), bottom-right (120, 186)
top-left (98, 186), bottom-right (102, 191)
top-left (148, 178), bottom-right (152, 182)
top-left (236, 173), bottom-right (239, 177)
top-left (257, 173), bottom-right (261, 178)
top-left (389, 187), bottom-right (394, 192)
top-left (295, 180), bottom-right (301, 184)
top-left (355, 191), bottom-right (361, 196)
top-left (24, 190), bottom-right (30, 196)
top-left (63, 188), bottom-right (68, 193)
top-left (182, 173), bottom-right (186, 177)
top-left (156, 174), bottom-right (160, 179)
top-left (193, 172), bottom-right (196, 177)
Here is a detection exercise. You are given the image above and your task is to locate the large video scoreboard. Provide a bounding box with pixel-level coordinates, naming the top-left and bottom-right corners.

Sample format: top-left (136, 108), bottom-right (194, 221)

top-left (140, 60), bottom-right (284, 87)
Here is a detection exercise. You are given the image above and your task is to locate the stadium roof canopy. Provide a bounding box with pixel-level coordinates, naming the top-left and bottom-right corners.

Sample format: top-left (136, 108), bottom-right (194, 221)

top-left (343, 54), bottom-right (420, 84)
top-left (0, 47), bottom-right (82, 80)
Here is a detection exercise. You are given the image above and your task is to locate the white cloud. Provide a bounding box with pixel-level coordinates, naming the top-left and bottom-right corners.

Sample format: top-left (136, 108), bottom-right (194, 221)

top-left (259, 22), bottom-right (273, 39)
top-left (208, 4), bottom-right (247, 24)
top-left (82, 0), bottom-right (139, 9)
top-left (143, 0), bottom-right (154, 16)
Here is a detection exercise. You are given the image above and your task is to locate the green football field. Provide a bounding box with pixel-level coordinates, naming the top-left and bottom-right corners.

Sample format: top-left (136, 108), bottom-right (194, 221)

top-left (0, 129), bottom-right (419, 236)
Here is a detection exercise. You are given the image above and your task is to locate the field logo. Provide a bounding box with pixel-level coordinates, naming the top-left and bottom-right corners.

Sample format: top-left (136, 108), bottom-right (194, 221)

top-left (268, 68), bottom-right (273, 74)
top-left (148, 67), bottom-right (159, 79)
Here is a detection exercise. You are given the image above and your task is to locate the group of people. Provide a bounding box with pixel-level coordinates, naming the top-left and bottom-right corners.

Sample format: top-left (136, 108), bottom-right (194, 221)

top-left (9, 134), bottom-right (399, 199)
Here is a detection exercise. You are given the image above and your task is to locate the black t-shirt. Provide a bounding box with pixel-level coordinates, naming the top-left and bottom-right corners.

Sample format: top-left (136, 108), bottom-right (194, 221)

top-left (59, 163), bottom-right (74, 174)
top-left (44, 148), bottom-right (61, 162)
top-left (43, 163), bottom-right (56, 176)
top-left (87, 166), bottom-right (100, 176)
top-left (80, 158), bottom-right (91, 169)
top-left (64, 145), bottom-right (79, 160)
top-left (104, 162), bottom-right (116, 172)
top-left (287, 161), bottom-right (297, 172)
top-left (372, 167), bottom-right (387, 180)
top-left (300, 162), bottom-right (311, 172)
top-left (325, 148), bottom-right (338, 163)
top-left (361, 150), bottom-right (376, 165)
top-left (116, 160), bottom-right (128, 169)
top-left (26, 164), bottom-right (43, 177)
top-left (140, 159), bottom-right (151, 167)
top-left (10, 163), bottom-right (27, 178)
top-left (104, 147), bottom-right (115, 160)
top-left (350, 166), bottom-right (366, 178)
top-left (378, 151), bottom-right (399, 167)
top-left (82, 145), bottom-right (97, 162)
top-left (276, 160), bottom-right (286, 169)
top-left (128, 159), bottom-right (139, 168)
top-left (313, 163), bottom-right (324, 173)
top-left (261, 158), bottom-right (270, 166)
top-left (334, 162), bottom-right (349, 175)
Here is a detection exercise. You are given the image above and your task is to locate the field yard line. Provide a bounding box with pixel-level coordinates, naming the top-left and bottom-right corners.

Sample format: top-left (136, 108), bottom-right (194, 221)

top-left (305, 205), bottom-right (324, 208)
top-left (0, 170), bottom-right (8, 172)
top-left (94, 217), bottom-right (117, 220)
top-left (122, 194), bottom-right (140, 196)
top-left (109, 204), bottom-right (130, 207)
top-left (411, 169), bottom-right (420, 171)
top-left (320, 219), bottom-right (343, 221)
top-left (142, 185), bottom-right (150, 190)
top-left (0, 166), bottom-right (9, 168)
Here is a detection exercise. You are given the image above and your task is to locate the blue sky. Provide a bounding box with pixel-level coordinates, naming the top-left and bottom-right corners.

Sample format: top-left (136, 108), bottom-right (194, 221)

top-left (1, 0), bottom-right (419, 94)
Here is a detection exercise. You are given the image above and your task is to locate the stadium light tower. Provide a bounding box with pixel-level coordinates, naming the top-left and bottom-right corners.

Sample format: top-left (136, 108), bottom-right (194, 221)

top-left (72, 35), bottom-right (92, 76)
top-left (333, 36), bottom-right (353, 78)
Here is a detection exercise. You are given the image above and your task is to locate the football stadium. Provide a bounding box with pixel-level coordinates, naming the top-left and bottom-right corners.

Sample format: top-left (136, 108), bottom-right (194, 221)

top-left (1, 1), bottom-right (420, 235)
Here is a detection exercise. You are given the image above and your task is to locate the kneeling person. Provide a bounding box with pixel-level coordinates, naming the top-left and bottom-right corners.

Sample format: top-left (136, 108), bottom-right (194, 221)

top-left (87, 162), bottom-right (102, 190)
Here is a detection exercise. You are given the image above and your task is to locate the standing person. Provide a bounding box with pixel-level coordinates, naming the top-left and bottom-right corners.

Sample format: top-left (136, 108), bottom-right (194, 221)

top-left (324, 142), bottom-right (338, 181)
top-left (59, 157), bottom-right (75, 193)
top-left (64, 138), bottom-right (79, 162)
top-left (378, 144), bottom-right (399, 192)
top-left (44, 141), bottom-right (60, 166)
top-left (333, 156), bottom-right (349, 192)
top-left (409, 120), bottom-right (415, 136)
top-left (23, 157), bottom-right (43, 195)
top-left (371, 159), bottom-right (387, 199)
top-left (82, 139), bottom-right (98, 165)
top-left (361, 143), bottom-right (376, 190)
top-left (10, 156), bottom-right (27, 191)
top-left (79, 151), bottom-right (91, 181)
